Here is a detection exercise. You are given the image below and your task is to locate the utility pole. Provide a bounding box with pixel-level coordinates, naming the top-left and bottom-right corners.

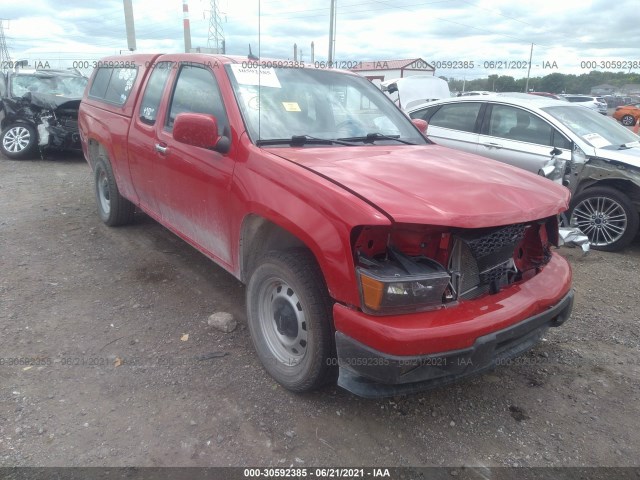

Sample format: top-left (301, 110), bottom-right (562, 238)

top-left (525, 43), bottom-right (533, 92)
top-left (328, 0), bottom-right (336, 63)
top-left (122, 0), bottom-right (136, 51)
top-left (0, 20), bottom-right (12, 69)
top-left (207, 0), bottom-right (225, 53)
top-left (183, 0), bottom-right (192, 53)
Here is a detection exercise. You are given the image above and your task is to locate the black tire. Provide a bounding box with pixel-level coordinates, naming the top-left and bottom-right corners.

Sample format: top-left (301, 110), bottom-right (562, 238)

top-left (246, 249), bottom-right (335, 392)
top-left (569, 186), bottom-right (639, 252)
top-left (1, 123), bottom-right (38, 159)
top-left (94, 156), bottom-right (135, 226)
top-left (621, 115), bottom-right (636, 127)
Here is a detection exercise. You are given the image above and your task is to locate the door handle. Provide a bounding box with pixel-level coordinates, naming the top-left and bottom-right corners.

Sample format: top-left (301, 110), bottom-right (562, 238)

top-left (155, 143), bottom-right (168, 155)
top-left (482, 142), bottom-right (503, 149)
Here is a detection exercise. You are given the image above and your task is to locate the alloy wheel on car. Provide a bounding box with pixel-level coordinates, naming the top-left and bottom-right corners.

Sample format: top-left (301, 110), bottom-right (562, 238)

top-left (570, 196), bottom-right (627, 247)
top-left (2, 126), bottom-right (32, 153)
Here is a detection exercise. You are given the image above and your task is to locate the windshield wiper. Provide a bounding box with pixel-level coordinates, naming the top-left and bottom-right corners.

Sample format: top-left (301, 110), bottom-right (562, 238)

top-left (256, 135), bottom-right (357, 147)
top-left (337, 132), bottom-right (416, 145)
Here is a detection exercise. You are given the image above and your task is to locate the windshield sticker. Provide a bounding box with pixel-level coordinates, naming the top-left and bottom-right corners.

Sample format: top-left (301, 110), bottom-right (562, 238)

top-left (230, 64), bottom-right (281, 88)
top-left (281, 102), bottom-right (301, 112)
top-left (582, 133), bottom-right (611, 148)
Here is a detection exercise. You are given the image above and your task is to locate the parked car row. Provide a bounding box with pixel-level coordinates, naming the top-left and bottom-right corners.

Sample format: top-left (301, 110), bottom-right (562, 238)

top-left (407, 94), bottom-right (640, 251)
top-left (602, 95), bottom-right (640, 108)
top-left (0, 67), bottom-right (86, 159)
top-left (558, 94), bottom-right (608, 115)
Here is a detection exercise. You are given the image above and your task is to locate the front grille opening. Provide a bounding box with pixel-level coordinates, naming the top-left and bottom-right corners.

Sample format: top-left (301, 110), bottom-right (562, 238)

top-left (449, 223), bottom-right (529, 300)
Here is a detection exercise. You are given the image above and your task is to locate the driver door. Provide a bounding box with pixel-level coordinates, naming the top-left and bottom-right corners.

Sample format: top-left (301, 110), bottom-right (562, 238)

top-left (153, 62), bottom-right (236, 267)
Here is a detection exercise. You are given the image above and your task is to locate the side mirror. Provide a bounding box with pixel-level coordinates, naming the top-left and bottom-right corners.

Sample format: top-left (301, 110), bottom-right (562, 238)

top-left (538, 164), bottom-right (556, 178)
top-left (173, 113), bottom-right (230, 154)
top-left (412, 118), bottom-right (428, 134)
top-left (538, 156), bottom-right (567, 184)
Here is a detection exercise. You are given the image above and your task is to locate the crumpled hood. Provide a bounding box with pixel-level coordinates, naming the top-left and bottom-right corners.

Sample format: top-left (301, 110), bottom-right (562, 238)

top-left (27, 92), bottom-right (82, 111)
top-left (265, 145), bottom-right (570, 228)
top-left (4, 92), bottom-right (82, 112)
top-left (593, 144), bottom-right (640, 169)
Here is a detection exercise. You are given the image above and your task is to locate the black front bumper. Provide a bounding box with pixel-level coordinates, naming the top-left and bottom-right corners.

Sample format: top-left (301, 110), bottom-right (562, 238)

top-left (336, 290), bottom-right (574, 398)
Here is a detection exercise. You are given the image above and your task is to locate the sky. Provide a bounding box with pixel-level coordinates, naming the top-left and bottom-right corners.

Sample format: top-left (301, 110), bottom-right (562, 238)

top-left (2, 0), bottom-right (640, 80)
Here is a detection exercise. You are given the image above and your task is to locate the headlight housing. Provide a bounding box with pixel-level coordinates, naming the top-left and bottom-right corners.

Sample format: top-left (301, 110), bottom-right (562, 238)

top-left (357, 248), bottom-right (456, 315)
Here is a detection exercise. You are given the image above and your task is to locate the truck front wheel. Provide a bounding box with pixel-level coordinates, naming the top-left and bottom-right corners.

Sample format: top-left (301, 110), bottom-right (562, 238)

top-left (94, 156), bottom-right (135, 226)
top-left (246, 250), bottom-right (335, 392)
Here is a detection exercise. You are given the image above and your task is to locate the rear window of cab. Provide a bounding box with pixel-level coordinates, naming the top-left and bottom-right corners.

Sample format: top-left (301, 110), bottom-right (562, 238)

top-left (89, 67), bottom-right (138, 105)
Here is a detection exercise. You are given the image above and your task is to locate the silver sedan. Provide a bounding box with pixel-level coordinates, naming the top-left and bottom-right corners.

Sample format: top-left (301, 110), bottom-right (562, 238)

top-left (408, 94), bottom-right (640, 251)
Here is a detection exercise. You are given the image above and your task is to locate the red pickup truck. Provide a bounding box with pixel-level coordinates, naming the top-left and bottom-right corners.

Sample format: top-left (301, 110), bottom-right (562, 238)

top-left (79, 54), bottom-right (573, 397)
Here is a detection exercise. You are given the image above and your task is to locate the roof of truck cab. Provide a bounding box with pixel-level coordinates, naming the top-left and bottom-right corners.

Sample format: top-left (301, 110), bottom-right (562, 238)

top-left (94, 53), bottom-right (361, 75)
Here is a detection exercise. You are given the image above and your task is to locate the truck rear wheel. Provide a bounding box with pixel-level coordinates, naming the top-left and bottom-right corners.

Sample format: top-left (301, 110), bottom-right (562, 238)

top-left (94, 156), bottom-right (135, 226)
top-left (246, 249), bottom-right (335, 392)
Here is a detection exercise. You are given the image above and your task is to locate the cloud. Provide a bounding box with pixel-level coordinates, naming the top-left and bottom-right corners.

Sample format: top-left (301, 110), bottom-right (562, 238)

top-left (2, 0), bottom-right (639, 78)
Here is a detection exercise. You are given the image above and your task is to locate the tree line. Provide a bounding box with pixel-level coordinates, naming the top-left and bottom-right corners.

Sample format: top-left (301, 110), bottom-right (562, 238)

top-left (441, 71), bottom-right (640, 94)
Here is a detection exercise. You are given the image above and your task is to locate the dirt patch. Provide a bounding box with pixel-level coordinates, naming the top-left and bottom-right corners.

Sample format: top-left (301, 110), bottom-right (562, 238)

top-left (1, 153), bottom-right (639, 467)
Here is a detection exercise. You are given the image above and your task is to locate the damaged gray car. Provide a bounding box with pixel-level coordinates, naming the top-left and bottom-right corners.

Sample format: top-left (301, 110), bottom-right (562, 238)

top-left (408, 94), bottom-right (640, 251)
top-left (0, 68), bottom-right (87, 159)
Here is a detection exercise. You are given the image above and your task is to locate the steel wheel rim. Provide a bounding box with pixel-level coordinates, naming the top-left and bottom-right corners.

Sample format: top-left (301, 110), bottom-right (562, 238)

top-left (257, 277), bottom-right (308, 365)
top-left (97, 170), bottom-right (111, 215)
top-left (571, 196), bottom-right (627, 247)
top-left (3, 126), bottom-right (31, 153)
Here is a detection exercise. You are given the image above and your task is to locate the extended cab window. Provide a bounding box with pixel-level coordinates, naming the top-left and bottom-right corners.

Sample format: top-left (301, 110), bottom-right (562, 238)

top-left (487, 105), bottom-right (552, 145)
top-left (166, 64), bottom-right (229, 136)
top-left (428, 102), bottom-right (481, 133)
top-left (139, 62), bottom-right (173, 125)
top-left (89, 67), bottom-right (138, 105)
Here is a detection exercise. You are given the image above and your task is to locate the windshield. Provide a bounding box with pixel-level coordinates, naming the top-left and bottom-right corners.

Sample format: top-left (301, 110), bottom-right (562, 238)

top-left (10, 74), bottom-right (88, 98)
top-left (226, 64), bottom-right (426, 145)
top-left (543, 105), bottom-right (639, 148)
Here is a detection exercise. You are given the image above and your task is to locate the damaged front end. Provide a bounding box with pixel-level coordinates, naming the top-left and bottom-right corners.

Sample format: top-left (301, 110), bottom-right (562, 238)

top-left (336, 217), bottom-right (572, 397)
top-left (353, 217), bottom-right (559, 315)
top-left (1, 93), bottom-right (81, 159)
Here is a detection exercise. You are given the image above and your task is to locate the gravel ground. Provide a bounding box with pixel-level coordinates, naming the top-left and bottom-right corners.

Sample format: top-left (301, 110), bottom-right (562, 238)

top-left (0, 152), bottom-right (639, 468)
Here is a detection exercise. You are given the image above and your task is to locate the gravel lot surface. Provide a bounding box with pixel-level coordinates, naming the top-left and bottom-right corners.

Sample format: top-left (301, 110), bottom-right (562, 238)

top-left (1, 152), bottom-right (639, 468)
